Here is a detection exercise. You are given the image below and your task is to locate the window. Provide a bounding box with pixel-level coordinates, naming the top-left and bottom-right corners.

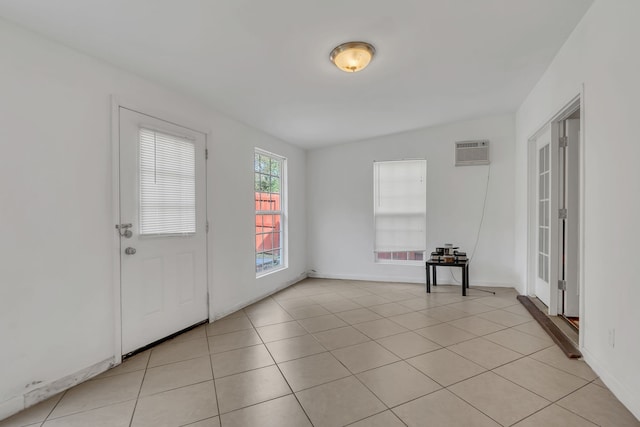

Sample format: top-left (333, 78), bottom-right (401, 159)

top-left (373, 159), bottom-right (427, 263)
top-left (255, 149), bottom-right (286, 274)
top-left (139, 128), bottom-right (196, 235)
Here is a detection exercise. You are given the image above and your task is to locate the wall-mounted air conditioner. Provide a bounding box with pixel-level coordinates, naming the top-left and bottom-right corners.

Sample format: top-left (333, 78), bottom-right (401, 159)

top-left (455, 140), bottom-right (490, 166)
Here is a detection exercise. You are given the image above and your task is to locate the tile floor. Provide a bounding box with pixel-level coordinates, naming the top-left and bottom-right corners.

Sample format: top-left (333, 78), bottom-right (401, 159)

top-left (2, 279), bottom-right (639, 427)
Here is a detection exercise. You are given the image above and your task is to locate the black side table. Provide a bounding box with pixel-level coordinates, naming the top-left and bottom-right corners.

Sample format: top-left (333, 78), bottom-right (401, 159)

top-left (425, 259), bottom-right (469, 296)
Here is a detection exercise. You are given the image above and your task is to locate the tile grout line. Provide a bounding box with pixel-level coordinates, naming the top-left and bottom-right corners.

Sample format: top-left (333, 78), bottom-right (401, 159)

top-left (242, 310), bottom-right (316, 427)
top-left (205, 330), bottom-right (221, 423)
top-left (127, 349), bottom-right (152, 427)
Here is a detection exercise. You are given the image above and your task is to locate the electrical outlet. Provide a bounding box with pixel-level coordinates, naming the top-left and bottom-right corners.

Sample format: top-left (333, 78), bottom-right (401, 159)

top-left (608, 329), bottom-right (616, 348)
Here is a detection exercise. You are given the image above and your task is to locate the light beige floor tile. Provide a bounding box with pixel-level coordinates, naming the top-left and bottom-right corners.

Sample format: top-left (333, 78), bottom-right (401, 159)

top-left (530, 346), bottom-right (597, 381)
top-left (474, 296), bottom-right (519, 309)
top-left (448, 316), bottom-right (507, 336)
top-left (376, 331), bottom-right (441, 359)
top-left (215, 365), bottom-right (290, 414)
top-left (337, 289), bottom-right (373, 299)
top-left (336, 308), bottom-right (383, 325)
top-left (276, 297), bottom-right (317, 310)
top-left (49, 370), bottom-right (144, 419)
top-left (43, 400), bottom-right (135, 427)
top-left (184, 417), bottom-right (221, 427)
top-left (319, 299), bottom-right (363, 313)
top-left (220, 395), bottom-right (311, 427)
top-left (398, 298), bottom-right (431, 311)
top-left (503, 303), bottom-right (533, 317)
top-left (592, 377), bottom-right (606, 388)
top-left (285, 304), bottom-right (331, 320)
top-left (206, 316), bottom-right (253, 336)
top-left (296, 376), bottom-right (386, 427)
top-left (148, 337), bottom-right (210, 367)
top-left (348, 410), bottom-right (405, 427)
top-left (0, 393), bottom-right (63, 427)
top-left (311, 293), bottom-right (349, 305)
top-left (375, 291), bottom-right (416, 303)
top-left (312, 326), bottom-right (370, 350)
top-left (367, 302), bottom-right (412, 317)
top-left (210, 344), bottom-right (274, 378)
top-left (131, 381), bottom-right (217, 427)
top-left (207, 329), bottom-right (262, 354)
top-left (265, 334), bottom-right (326, 363)
top-left (477, 309), bottom-right (531, 327)
top-left (414, 323), bottom-right (476, 346)
top-left (449, 372), bottom-right (550, 426)
top-left (256, 321), bottom-right (307, 343)
top-left (392, 389), bottom-right (500, 427)
top-left (447, 301), bottom-right (497, 315)
top-left (279, 352), bottom-right (351, 391)
top-left (407, 348), bottom-right (486, 386)
top-left (513, 404), bottom-right (597, 426)
top-left (353, 318), bottom-right (408, 339)
top-left (170, 324), bottom-right (207, 343)
top-left (140, 355), bottom-right (212, 396)
top-left (387, 312), bottom-right (441, 330)
top-left (422, 306), bottom-right (469, 322)
top-left (357, 361), bottom-right (441, 407)
top-left (513, 320), bottom-right (554, 341)
top-left (246, 308), bottom-right (294, 327)
top-left (494, 357), bottom-right (588, 401)
top-left (93, 351), bottom-right (150, 380)
top-left (557, 383), bottom-right (640, 427)
top-left (350, 295), bottom-right (391, 307)
top-left (331, 341), bottom-right (399, 374)
top-left (448, 337), bottom-right (522, 369)
top-left (298, 314), bottom-right (348, 333)
top-left (483, 328), bottom-right (554, 355)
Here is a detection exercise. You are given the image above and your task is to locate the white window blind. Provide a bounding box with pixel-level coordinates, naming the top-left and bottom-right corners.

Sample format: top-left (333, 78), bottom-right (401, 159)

top-left (139, 128), bottom-right (196, 235)
top-left (374, 160), bottom-right (427, 254)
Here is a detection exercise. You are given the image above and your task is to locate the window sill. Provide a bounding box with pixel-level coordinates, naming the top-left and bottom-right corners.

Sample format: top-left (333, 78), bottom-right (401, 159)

top-left (256, 265), bottom-right (288, 279)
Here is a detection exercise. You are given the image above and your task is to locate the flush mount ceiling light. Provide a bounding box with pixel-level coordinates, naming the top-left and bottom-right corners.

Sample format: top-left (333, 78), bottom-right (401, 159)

top-left (330, 41), bottom-right (376, 73)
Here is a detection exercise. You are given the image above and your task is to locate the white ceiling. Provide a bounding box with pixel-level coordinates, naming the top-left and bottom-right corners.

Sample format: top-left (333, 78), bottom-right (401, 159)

top-left (0, 0), bottom-right (593, 148)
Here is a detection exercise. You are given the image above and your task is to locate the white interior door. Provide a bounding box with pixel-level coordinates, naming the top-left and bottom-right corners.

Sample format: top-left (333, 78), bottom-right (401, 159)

top-left (563, 118), bottom-right (580, 317)
top-left (119, 107), bottom-right (208, 354)
top-left (534, 125), bottom-right (559, 311)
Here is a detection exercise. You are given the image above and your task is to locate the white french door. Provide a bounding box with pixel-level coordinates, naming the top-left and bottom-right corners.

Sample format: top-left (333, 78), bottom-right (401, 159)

top-left (119, 107), bottom-right (208, 355)
top-left (534, 125), bottom-right (559, 311)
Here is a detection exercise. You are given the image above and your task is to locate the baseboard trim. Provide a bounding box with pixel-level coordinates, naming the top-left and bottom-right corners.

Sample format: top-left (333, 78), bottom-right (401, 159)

top-left (308, 271), bottom-right (515, 288)
top-left (581, 347), bottom-right (640, 421)
top-left (1, 357), bottom-right (114, 421)
top-left (209, 272), bottom-right (308, 321)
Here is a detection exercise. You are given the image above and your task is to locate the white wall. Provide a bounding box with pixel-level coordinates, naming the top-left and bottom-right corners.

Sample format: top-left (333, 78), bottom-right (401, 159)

top-left (514, 0), bottom-right (640, 418)
top-left (0, 18), bottom-right (306, 416)
top-left (307, 114), bottom-right (517, 287)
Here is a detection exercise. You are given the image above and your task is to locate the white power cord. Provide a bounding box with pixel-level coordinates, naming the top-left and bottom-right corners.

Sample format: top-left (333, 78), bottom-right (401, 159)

top-left (450, 164), bottom-right (491, 284)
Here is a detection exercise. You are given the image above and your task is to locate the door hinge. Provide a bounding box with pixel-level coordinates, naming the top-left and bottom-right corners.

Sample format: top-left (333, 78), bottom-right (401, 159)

top-left (205, 148), bottom-right (209, 160)
top-left (558, 279), bottom-right (567, 291)
top-left (559, 208), bottom-right (567, 219)
top-left (206, 220), bottom-right (209, 233)
top-left (559, 136), bottom-right (568, 148)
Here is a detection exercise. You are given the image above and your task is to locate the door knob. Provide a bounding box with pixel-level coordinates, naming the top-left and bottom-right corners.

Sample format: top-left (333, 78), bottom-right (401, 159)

top-left (125, 247), bottom-right (136, 255)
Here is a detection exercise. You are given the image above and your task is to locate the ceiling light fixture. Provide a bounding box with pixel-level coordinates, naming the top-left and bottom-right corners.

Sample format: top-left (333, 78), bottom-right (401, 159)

top-left (330, 41), bottom-right (376, 73)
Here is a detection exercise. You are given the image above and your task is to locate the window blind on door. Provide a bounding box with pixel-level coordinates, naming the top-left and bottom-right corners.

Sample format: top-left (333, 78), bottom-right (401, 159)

top-left (374, 160), bottom-right (427, 252)
top-left (139, 128), bottom-right (196, 235)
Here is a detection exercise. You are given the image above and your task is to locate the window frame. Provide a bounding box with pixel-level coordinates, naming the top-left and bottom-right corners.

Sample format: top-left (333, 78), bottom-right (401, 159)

top-left (254, 148), bottom-right (287, 276)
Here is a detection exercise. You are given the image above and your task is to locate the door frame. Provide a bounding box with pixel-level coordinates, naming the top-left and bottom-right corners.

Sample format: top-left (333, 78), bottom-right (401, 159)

top-left (110, 95), bottom-right (212, 363)
top-left (526, 89), bottom-right (585, 347)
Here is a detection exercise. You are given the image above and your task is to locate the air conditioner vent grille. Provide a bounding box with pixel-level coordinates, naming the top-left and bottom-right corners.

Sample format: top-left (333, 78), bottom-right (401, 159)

top-left (455, 140), bottom-right (490, 166)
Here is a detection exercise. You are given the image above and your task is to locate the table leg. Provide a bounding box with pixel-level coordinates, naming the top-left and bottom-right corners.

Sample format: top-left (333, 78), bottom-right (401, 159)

top-left (426, 264), bottom-right (431, 293)
top-left (433, 266), bottom-right (437, 286)
top-left (462, 265), bottom-right (467, 296)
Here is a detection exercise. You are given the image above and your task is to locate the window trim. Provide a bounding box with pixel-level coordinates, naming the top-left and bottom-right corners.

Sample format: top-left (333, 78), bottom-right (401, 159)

top-left (254, 148), bottom-right (287, 277)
